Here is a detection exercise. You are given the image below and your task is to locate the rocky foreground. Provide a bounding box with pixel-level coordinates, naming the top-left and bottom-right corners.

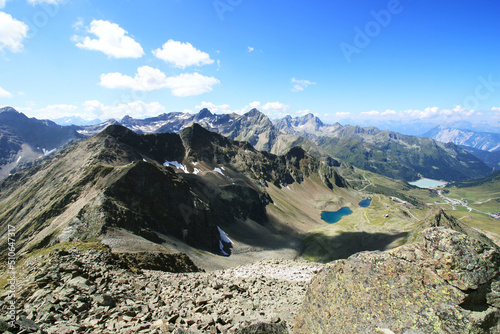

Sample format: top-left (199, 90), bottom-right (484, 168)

top-left (1, 223), bottom-right (500, 333)
top-left (295, 227), bottom-right (500, 333)
top-left (0, 246), bottom-right (322, 334)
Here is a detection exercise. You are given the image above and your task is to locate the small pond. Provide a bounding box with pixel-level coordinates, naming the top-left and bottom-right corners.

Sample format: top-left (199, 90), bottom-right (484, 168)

top-left (358, 197), bottom-right (372, 208)
top-left (321, 207), bottom-right (353, 224)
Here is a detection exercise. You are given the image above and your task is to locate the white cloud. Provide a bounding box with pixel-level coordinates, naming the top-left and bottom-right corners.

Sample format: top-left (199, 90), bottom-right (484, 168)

top-left (165, 73), bottom-right (219, 97)
top-left (247, 46), bottom-right (254, 52)
top-left (100, 66), bottom-right (169, 91)
top-left (361, 110), bottom-right (380, 116)
top-left (0, 12), bottom-right (29, 53)
top-left (195, 101), bottom-right (231, 113)
top-left (382, 109), bottom-right (397, 115)
top-left (74, 19), bottom-right (144, 58)
top-left (100, 66), bottom-right (220, 97)
top-left (261, 102), bottom-right (290, 112)
top-left (248, 101), bottom-right (261, 109)
top-left (83, 100), bottom-right (166, 120)
top-left (335, 112), bottom-right (351, 117)
top-left (291, 77), bottom-right (316, 92)
top-left (153, 40), bottom-right (213, 68)
top-left (296, 109), bottom-right (311, 116)
top-left (18, 104), bottom-right (78, 119)
top-left (0, 86), bottom-right (12, 98)
top-left (21, 101), bottom-right (167, 121)
top-left (0, 0), bottom-right (7, 9)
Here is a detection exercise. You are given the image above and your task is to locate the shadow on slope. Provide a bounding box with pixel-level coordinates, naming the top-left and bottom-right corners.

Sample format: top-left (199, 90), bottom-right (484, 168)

top-left (303, 231), bottom-right (408, 263)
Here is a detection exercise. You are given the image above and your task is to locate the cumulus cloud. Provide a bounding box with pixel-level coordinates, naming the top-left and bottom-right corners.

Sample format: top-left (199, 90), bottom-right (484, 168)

top-left (0, 86), bottom-right (12, 98)
top-left (0, 12), bottom-right (29, 53)
top-left (335, 112), bottom-right (351, 117)
top-left (19, 104), bottom-right (78, 119)
top-left (153, 40), bottom-right (213, 68)
top-left (0, 0), bottom-right (7, 8)
top-left (83, 100), bottom-right (166, 120)
top-left (74, 20), bottom-right (144, 58)
top-left (296, 109), bottom-right (312, 116)
top-left (261, 101), bottom-right (290, 112)
top-left (22, 101), bottom-right (168, 121)
top-left (291, 77), bottom-right (316, 92)
top-left (247, 46), bottom-right (254, 52)
top-left (361, 110), bottom-right (380, 116)
top-left (195, 101), bottom-right (231, 113)
top-left (350, 106), bottom-right (492, 126)
top-left (100, 66), bottom-right (220, 97)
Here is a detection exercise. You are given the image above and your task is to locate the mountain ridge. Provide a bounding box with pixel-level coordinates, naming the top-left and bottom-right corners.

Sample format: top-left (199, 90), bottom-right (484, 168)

top-left (424, 125), bottom-right (500, 152)
top-left (0, 123), bottom-right (350, 266)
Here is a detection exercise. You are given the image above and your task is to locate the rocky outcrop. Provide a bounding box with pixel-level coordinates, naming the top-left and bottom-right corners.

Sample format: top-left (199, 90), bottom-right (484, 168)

top-left (0, 250), bottom-right (321, 333)
top-left (295, 227), bottom-right (500, 333)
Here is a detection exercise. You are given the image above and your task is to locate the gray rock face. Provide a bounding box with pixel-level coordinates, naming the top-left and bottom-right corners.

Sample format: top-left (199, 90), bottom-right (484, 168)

top-left (294, 227), bottom-right (500, 333)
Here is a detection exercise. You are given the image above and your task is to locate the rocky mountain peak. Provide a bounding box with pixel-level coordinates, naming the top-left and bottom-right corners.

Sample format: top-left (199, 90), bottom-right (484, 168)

top-left (244, 108), bottom-right (264, 118)
top-left (100, 124), bottom-right (136, 137)
top-left (194, 108), bottom-right (213, 121)
top-left (0, 106), bottom-right (20, 114)
top-left (121, 115), bottom-right (134, 122)
top-left (0, 106), bottom-right (28, 121)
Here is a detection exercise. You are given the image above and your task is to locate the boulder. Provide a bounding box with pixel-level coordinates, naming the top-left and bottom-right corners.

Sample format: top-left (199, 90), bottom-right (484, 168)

top-left (295, 227), bottom-right (500, 333)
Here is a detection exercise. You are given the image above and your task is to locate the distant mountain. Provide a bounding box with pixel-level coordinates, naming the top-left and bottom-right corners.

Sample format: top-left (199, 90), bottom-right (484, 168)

top-left (3, 107), bottom-right (492, 183)
top-left (53, 116), bottom-right (103, 126)
top-left (75, 108), bottom-right (331, 159)
top-left (0, 123), bottom-right (349, 261)
top-left (275, 114), bottom-right (492, 182)
top-left (0, 106), bottom-right (81, 179)
top-left (459, 146), bottom-right (500, 170)
top-left (423, 126), bottom-right (500, 152)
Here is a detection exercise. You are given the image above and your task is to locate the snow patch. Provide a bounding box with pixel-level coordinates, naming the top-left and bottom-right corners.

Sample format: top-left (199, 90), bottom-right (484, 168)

top-left (214, 167), bottom-right (225, 176)
top-left (219, 241), bottom-right (229, 256)
top-left (16, 156), bottom-right (22, 164)
top-left (164, 161), bottom-right (188, 173)
top-left (42, 148), bottom-right (56, 155)
top-left (193, 168), bottom-right (201, 174)
top-left (217, 226), bottom-right (233, 245)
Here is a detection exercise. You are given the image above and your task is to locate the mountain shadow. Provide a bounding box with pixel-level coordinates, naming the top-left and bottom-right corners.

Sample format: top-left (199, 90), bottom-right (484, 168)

top-left (303, 231), bottom-right (408, 263)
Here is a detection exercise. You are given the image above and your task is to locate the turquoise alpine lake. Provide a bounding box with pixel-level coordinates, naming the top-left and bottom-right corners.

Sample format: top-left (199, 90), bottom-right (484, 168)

top-left (321, 207), bottom-right (353, 224)
top-left (358, 197), bottom-right (372, 207)
top-left (409, 178), bottom-right (447, 188)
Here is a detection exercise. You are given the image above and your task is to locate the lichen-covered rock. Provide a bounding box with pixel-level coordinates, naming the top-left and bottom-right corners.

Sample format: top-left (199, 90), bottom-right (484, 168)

top-left (294, 227), bottom-right (500, 333)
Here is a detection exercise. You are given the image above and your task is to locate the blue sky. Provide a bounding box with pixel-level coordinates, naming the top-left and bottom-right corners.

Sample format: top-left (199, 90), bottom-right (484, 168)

top-left (0, 0), bottom-right (499, 130)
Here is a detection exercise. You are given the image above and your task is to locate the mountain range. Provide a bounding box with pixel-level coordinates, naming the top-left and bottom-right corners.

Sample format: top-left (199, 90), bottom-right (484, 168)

top-left (274, 114), bottom-right (492, 181)
top-left (0, 106), bottom-right (494, 184)
top-left (0, 123), bottom-right (352, 267)
top-left (423, 125), bottom-right (500, 152)
top-left (0, 107), bottom-right (81, 179)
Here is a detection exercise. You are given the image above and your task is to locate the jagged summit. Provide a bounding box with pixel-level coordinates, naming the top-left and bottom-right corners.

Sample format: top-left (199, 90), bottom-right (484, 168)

top-left (244, 108), bottom-right (263, 117)
top-left (194, 108), bottom-right (213, 121)
top-left (0, 106), bottom-right (21, 114)
top-left (0, 123), bottom-right (349, 265)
